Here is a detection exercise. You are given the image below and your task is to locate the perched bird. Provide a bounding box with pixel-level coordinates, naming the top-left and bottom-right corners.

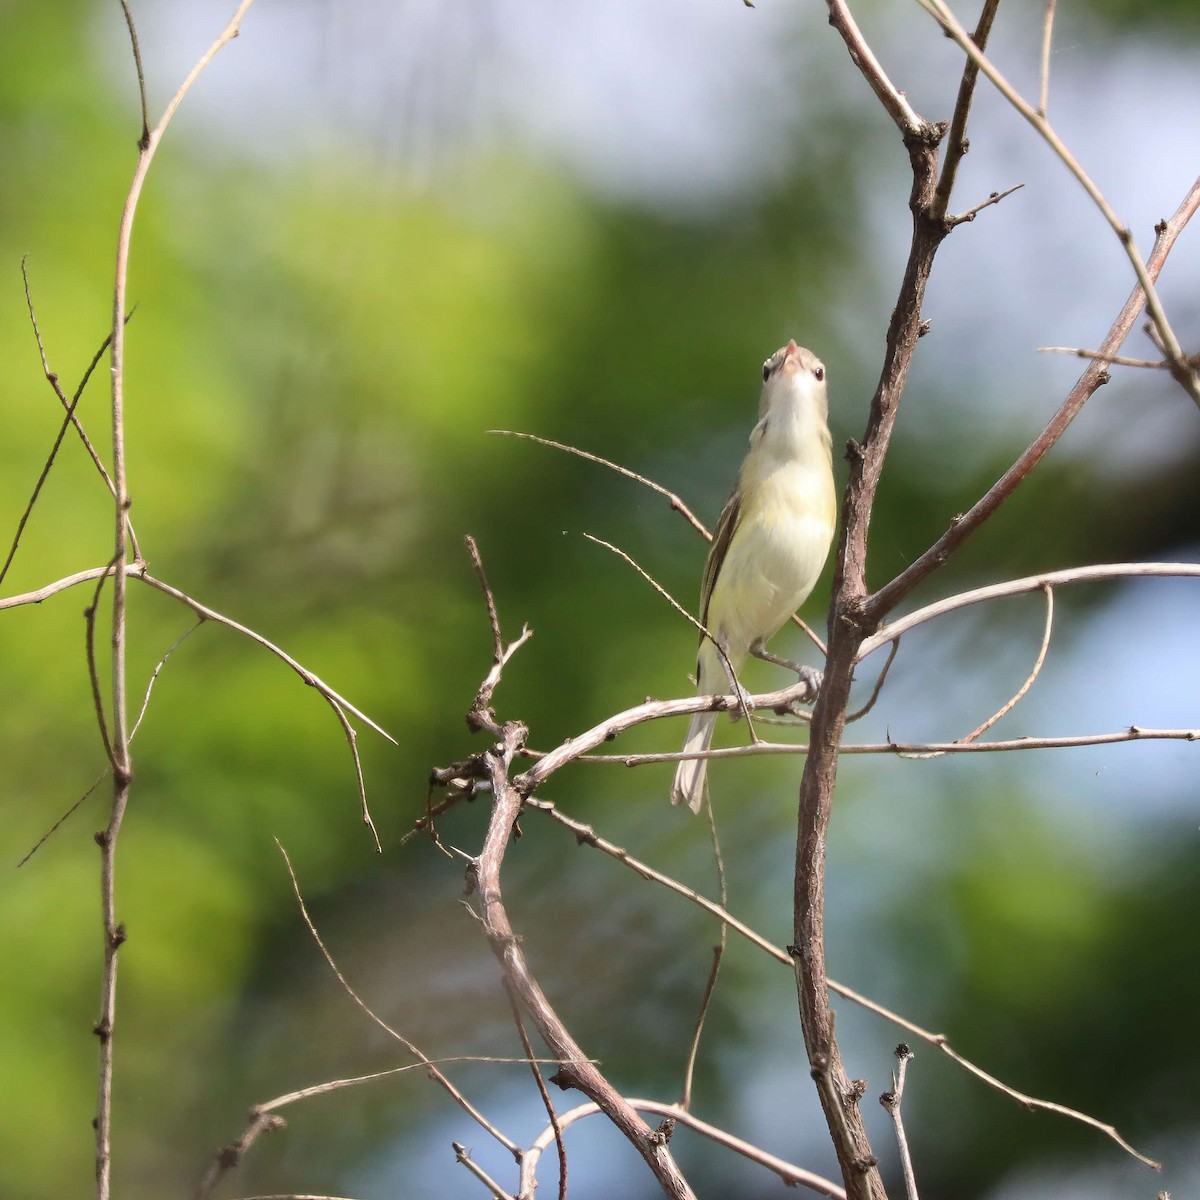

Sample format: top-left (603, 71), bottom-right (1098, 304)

top-left (671, 341), bottom-right (836, 812)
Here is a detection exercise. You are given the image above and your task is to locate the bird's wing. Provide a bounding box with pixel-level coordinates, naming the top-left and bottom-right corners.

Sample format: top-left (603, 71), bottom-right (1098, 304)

top-left (699, 485), bottom-right (741, 631)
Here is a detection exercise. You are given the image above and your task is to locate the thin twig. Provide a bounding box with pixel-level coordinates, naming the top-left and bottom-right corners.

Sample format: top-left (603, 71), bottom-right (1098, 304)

top-left (862, 561), bottom-right (1200, 659)
top-left (464, 535), bottom-right (534, 733)
top-left (868, 176), bottom-right (1200, 621)
top-left (7, 264), bottom-right (135, 588)
top-left (931, 0), bottom-right (1002, 221)
top-left (679, 801), bottom-right (728, 1111)
top-left (947, 181), bottom-right (1025, 228)
top-left (198, 1057), bottom-right (561, 1200)
top-left (522, 1099), bottom-right (846, 1199)
top-left (845, 638), bottom-right (899, 723)
top-left (573, 725), bottom-right (1198, 767)
top-left (130, 619), bottom-right (203, 738)
top-left (880, 1045), bottom-right (918, 1200)
top-left (17, 771), bottom-right (109, 868)
top-left (825, 0), bottom-right (927, 136)
top-left (0, 563), bottom-right (395, 745)
top-left (473, 729), bottom-right (697, 1198)
top-left (957, 584), bottom-right (1053, 744)
top-left (84, 556), bottom-right (120, 771)
top-left (493, 430), bottom-right (826, 654)
top-left (19, 618), bottom-right (195, 866)
top-left (504, 988), bottom-right (567, 1200)
top-left (523, 795), bottom-right (1159, 1168)
top-left (513, 676), bottom-right (819, 795)
top-left (135, 568), bottom-right (395, 742)
top-left (1037, 346), bottom-right (1189, 370)
top-left (259, 1057), bottom-right (562, 1114)
top-left (582, 532), bottom-right (763, 744)
top-left (275, 843), bottom-right (520, 1155)
top-left (190, 1109), bottom-right (287, 1200)
top-left (452, 1143), bottom-right (519, 1200)
top-left (118, 0), bottom-right (150, 145)
top-left (490, 430), bottom-right (709, 540)
top-left (96, 7), bottom-right (257, 1196)
top-left (916, 0), bottom-right (1200, 408)
top-left (1038, 0), bottom-right (1057, 118)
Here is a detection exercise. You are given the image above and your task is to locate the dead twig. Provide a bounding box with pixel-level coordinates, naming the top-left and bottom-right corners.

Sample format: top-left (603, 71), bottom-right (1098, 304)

top-left (524, 794), bottom-right (1159, 1168)
top-left (880, 1045), bottom-right (919, 1200)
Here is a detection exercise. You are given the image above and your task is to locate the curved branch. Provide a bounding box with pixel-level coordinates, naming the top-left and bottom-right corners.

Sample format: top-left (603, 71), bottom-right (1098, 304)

top-left (521, 1099), bottom-right (846, 1200)
top-left (860, 562), bottom-right (1200, 659)
top-left (472, 724), bottom-right (697, 1199)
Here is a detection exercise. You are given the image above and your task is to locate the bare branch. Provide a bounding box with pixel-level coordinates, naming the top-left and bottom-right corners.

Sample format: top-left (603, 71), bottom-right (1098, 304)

top-left (825, 0), bottom-right (928, 136)
top-left (522, 1098), bottom-right (846, 1199)
top-left (947, 181), bottom-right (1024, 228)
top-left (846, 637), bottom-right (900, 723)
top-left (472, 724), bottom-right (696, 1197)
top-left (190, 1109), bottom-right (286, 1200)
top-left (956, 583), bottom-right (1054, 743)
top-left (1037, 345), bottom-right (1192, 371)
top-left (453, 1142), bottom-right (518, 1200)
top-left (97, 7), bottom-right (257, 1195)
top-left (931, 0), bottom-right (1002, 222)
top-left (504, 988), bottom-right (567, 1200)
top-left (275, 843), bottom-right (519, 1154)
top-left (862, 562), bottom-right (1200, 660)
top-left (117, 1), bottom-right (150, 145)
top-left (514, 676), bottom-right (817, 794)
top-left (135, 568), bottom-right (396, 742)
top-left (130, 619), bottom-right (203, 738)
top-left (679, 804), bottom-right (728, 1111)
top-left (582, 532), bottom-right (763, 743)
top-left (868, 178), bottom-right (1200, 620)
top-left (6, 263), bottom-right (136, 588)
top-left (1038, 0), bottom-right (1057, 118)
top-left (464, 536), bottom-right (534, 734)
top-left (879, 1045), bottom-right (919, 1200)
top-left (524, 796), bottom-right (1159, 1168)
top-left (84, 556), bottom-right (120, 771)
top-left (491, 430), bottom-right (710, 541)
top-left (915, 0), bottom-right (1200, 407)
top-left (572, 725), bottom-right (1199, 767)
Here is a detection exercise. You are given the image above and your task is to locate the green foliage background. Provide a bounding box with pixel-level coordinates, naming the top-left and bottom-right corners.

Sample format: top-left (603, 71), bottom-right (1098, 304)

top-left (2, 2), bottom-right (1198, 1198)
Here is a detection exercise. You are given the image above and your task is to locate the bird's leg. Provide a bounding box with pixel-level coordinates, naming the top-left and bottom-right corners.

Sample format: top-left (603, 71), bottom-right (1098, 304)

top-left (750, 638), bottom-right (823, 701)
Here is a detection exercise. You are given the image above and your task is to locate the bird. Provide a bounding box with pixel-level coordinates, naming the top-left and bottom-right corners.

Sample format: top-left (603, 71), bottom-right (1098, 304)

top-left (670, 340), bottom-right (836, 813)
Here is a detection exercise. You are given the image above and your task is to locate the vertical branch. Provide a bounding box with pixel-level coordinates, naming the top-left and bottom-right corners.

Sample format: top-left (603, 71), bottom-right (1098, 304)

top-left (473, 724), bottom-right (697, 1200)
top-left (798, 6), bottom-right (1004, 1195)
top-left (94, 5), bottom-right (256, 1199)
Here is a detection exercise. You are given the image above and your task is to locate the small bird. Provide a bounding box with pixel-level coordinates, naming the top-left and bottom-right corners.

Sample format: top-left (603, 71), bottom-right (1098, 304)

top-left (671, 341), bottom-right (837, 812)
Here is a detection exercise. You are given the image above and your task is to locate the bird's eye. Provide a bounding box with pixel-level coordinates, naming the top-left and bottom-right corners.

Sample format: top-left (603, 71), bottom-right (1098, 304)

top-left (762, 362), bottom-right (772, 382)
top-left (813, 365), bottom-right (825, 381)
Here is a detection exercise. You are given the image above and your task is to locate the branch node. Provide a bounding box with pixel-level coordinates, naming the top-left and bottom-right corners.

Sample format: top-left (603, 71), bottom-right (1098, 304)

top-left (653, 1117), bottom-right (676, 1145)
top-left (110, 922), bottom-right (127, 949)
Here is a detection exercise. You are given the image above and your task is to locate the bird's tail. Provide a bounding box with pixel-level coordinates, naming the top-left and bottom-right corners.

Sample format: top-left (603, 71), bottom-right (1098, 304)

top-left (670, 710), bottom-right (717, 814)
